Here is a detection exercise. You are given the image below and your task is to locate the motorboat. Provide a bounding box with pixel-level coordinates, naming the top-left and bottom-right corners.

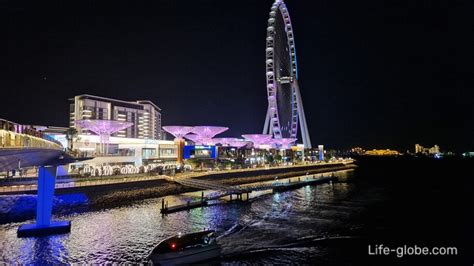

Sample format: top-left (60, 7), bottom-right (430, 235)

top-left (147, 230), bottom-right (221, 265)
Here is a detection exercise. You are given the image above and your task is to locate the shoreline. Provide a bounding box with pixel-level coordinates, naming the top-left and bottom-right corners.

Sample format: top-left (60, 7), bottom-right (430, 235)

top-left (0, 163), bottom-right (356, 224)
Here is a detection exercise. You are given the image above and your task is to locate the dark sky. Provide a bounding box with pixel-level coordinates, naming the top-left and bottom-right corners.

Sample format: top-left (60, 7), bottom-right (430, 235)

top-left (1, 0), bottom-right (473, 152)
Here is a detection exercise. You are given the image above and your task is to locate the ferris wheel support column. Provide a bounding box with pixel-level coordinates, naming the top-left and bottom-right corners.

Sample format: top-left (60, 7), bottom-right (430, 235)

top-left (263, 107), bottom-right (271, 135)
top-left (294, 81), bottom-right (312, 149)
top-left (262, 108), bottom-right (273, 135)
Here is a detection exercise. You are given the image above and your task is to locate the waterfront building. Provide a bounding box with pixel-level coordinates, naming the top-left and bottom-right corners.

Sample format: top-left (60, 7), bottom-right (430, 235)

top-left (183, 145), bottom-right (218, 159)
top-left (29, 124), bottom-right (178, 172)
top-left (429, 145), bottom-right (440, 154)
top-left (78, 134), bottom-right (174, 160)
top-left (350, 147), bottom-right (365, 155)
top-left (415, 144), bottom-right (440, 155)
top-left (364, 149), bottom-right (401, 156)
top-left (69, 94), bottom-right (163, 140)
top-left (415, 144), bottom-right (423, 153)
top-left (52, 134), bottom-right (177, 166)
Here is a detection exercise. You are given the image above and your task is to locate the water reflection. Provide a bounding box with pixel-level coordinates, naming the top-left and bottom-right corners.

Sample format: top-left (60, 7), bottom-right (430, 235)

top-left (17, 234), bottom-right (68, 264)
top-left (0, 169), bottom-right (358, 264)
top-left (303, 185), bottom-right (314, 202)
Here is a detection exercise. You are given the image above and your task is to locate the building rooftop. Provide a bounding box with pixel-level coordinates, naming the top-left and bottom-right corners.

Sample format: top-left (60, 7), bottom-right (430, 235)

top-left (70, 94), bottom-right (161, 111)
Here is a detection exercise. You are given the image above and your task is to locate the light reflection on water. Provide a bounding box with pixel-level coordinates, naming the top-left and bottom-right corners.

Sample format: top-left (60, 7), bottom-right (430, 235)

top-left (0, 170), bottom-right (361, 264)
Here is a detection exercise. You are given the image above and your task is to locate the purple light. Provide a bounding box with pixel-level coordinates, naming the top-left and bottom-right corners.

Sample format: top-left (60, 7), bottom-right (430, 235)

top-left (242, 134), bottom-right (273, 148)
top-left (229, 140), bottom-right (250, 148)
top-left (162, 126), bottom-right (194, 139)
top-left (75, 119), bottom-right (133, 154)
top-left (191, 126), bottom-right (229, 139)
top-left (75, 119), bottom-right (133, 136)
top-left (183, 134), bottom-right (204, 144)
top-left (272, 138), bottom-right (297, 149)
top-left (210, 138), bottom-right (240, 146)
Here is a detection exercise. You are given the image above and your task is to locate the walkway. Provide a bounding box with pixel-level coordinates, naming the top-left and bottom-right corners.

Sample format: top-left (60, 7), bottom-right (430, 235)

top-left (174, 160), bottom-right (352, 180)
top-left (0, 160), bottom-right (354, 194)
top-left (0, 175), bottom-right (165, 194)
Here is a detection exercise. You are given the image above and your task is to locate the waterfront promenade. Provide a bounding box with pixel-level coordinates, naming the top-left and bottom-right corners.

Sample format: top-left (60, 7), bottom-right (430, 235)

top-left (0, 160), bottom-right (354, 194)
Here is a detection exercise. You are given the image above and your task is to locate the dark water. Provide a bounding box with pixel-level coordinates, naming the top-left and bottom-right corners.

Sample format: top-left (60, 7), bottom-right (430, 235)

top-left (0, 157), bottom-right (472, 265)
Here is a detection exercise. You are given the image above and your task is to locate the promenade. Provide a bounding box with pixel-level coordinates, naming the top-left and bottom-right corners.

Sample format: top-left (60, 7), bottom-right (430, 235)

top-left (0, 160), bottom-right (353, 194)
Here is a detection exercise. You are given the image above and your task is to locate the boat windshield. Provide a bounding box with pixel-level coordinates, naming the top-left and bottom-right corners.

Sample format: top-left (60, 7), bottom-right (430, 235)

top-left (152, 230), bottom-right (216, 254)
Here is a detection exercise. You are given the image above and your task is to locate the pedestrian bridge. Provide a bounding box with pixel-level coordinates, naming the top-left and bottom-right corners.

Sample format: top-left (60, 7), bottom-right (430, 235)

top-left (0, 128), bottom-right (64, 172)
top-left (0, 124), bottom-right (80, 237)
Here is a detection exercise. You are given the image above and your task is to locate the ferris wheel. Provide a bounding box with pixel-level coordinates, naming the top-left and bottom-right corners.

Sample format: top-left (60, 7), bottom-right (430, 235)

top-left (262, 0), bottom-right (312, 149)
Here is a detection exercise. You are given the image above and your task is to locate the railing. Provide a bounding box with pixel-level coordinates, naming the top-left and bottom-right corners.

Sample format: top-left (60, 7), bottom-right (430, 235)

top-left (173, 178), bottom-right (232, 191)
top-left (0, 162), bottom-right (353, 194)
top-left (0, 129), bottom-right (63, 150)
top-left (173, 160), bottom-right (353, 180)
top-left (0, 175), bottom-right (166, 193)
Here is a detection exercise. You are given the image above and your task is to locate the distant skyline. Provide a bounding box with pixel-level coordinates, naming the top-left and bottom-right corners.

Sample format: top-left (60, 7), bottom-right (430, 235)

top-left (1, 0), bottom-right (472, 152)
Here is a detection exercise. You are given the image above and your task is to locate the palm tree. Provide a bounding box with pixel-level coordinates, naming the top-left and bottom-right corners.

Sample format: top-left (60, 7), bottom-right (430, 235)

top-left (65, 127), bottom-right (78, 151)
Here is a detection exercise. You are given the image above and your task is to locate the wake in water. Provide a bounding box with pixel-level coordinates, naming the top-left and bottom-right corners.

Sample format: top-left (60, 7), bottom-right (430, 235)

top-left (216, 223), bottom-right (247, 240)
top-left (216, 200), bottom-right (361, 262)
top-left (220, 229), bottom-right (362, 263)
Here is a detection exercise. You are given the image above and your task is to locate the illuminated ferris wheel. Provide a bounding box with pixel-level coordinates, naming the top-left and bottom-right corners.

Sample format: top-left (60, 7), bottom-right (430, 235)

top-left (262, 0), bottom-right (312, 149)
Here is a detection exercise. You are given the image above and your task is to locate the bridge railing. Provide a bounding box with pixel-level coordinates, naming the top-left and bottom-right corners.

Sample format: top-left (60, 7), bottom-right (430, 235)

top-left (0, 129), bottom-right (63, 150)
top-left (0, 175), bottom-right (166, 193)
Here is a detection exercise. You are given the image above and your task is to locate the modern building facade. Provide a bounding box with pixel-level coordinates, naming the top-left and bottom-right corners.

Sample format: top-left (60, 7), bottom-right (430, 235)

top-left (71, 134), bottom-right (177, 164)
top-left (43, 132), bottom-right (178, 171)
top-left (70, 94), bottom-right (163, 140)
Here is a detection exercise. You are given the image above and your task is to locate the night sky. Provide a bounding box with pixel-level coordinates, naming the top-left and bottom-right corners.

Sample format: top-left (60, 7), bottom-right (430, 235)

top-left (1, 0), bottom-right (473, 152)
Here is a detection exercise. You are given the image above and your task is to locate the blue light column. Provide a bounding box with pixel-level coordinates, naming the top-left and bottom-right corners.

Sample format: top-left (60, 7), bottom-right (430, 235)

top-left (17, 166), bottom-right (71, 237)
top-left (318, 145), bottom-right (324, 161)
top-left (36, 166), bottom-right (56, 226)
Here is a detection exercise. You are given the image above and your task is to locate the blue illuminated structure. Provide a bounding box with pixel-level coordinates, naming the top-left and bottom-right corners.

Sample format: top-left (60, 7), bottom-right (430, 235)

top-left (318, 145), bottom-right (324, 161)
top-left (17, 166), bottom-right (71, 237)
top-left (0, 120), bottom-right (81, 237)
top-left (183, 145), bottom-right (218, 159)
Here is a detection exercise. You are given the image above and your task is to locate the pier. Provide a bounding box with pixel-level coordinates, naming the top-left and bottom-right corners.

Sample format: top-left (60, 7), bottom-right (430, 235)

top-left (160, 174), bottom-right (337, 214)
top-left (160, 198), bottom-right (208, 214)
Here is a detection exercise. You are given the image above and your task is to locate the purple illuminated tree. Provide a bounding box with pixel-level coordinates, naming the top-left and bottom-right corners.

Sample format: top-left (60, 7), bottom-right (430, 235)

top-left (162, 126), bottom-right (195, 164)
top-left (162, 126), bottom-right (194, 140)
top-left (228, 140), bottom-right (250, 148)
top-left (272, 138), bottom-right (297, 149)
top-left (242, 134), bottom-right (273, 149)
top-left (75, 119), bottom-right (132, 154)
top-left (191, 126), bottom-right (228, 145)
top-left (210, 137), bottom-right (240, 146)
top-left (184, 134), bottom-right (204, 145)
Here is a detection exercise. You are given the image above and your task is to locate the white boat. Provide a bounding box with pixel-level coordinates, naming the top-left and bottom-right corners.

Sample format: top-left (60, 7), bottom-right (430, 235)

top-left (147, 230), bottom-right (221, 265)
